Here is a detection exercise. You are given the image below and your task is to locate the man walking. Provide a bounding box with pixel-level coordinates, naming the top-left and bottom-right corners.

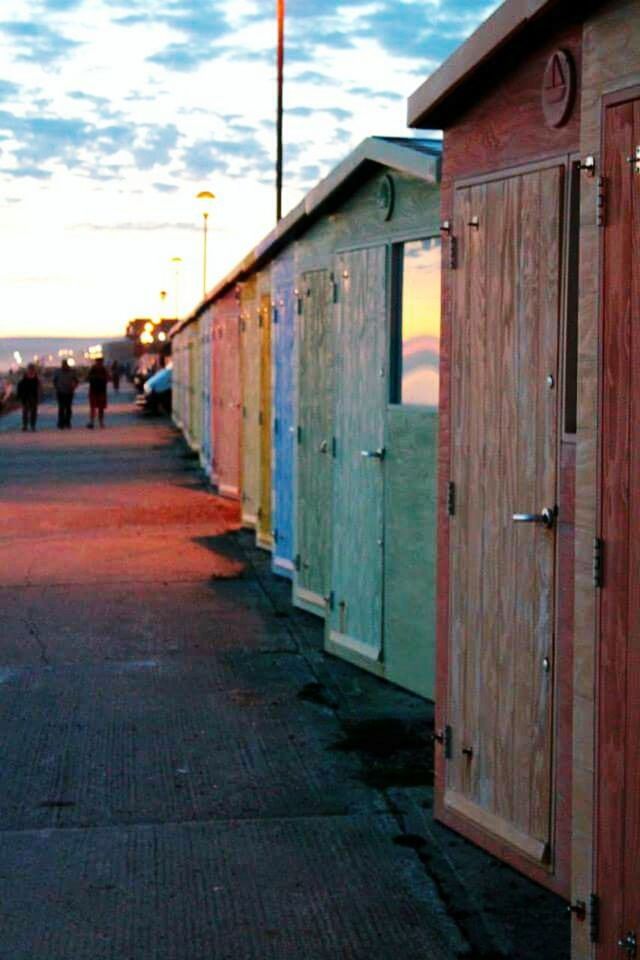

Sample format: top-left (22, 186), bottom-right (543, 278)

top-left (53, 359), bottom-right (78, 429)
top-left (17, 363), bottom-right (41, 432)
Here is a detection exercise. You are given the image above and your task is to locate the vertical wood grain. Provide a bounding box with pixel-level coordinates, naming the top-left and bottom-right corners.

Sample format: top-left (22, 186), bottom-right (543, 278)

top-left (445, 167), bottom-right (561, 859)
top-left (271, 252), bottom-right (295, 574)
top-left (241, 276), bottom-right (259, 524)
top-left (329, 246), bottom-right (386, 655)
top-left (597, 98), bottom-right (634, 958)
top-left (258, 292), bottom-right (273, 546)
top-left (296, 269), bottom-right (333, 606)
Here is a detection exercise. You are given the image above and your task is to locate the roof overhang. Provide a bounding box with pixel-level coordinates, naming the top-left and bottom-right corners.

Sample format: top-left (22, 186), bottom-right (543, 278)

top-left (170, 136), bottom-right (441, 338)
top-left (408, 0), bottom-right (574, 129)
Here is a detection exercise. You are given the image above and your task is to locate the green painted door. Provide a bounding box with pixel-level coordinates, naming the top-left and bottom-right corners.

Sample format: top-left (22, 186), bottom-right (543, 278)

top-left (383, 407), bottom-right (437, 699)
top-left (328, 246), bottom-right (386, 660)
top-left (294, 269), bottom-right (333, 617)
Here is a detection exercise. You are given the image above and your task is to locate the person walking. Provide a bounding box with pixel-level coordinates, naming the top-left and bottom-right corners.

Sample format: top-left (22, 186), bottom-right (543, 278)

top-left (111, 360), bottom-right (121, 392)
top-left (17, 363), bottom-right (41, 432)
top-left (87, 356), bottom-right (109, 429)
top-left (53, 359), bottom-right (78, 429)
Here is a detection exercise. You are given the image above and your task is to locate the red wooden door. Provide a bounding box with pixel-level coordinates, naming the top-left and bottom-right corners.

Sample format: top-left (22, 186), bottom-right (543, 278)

top-left (597, 94), bottom-right (640, 960)
top-left (443, 165), bottom-right (563, 876)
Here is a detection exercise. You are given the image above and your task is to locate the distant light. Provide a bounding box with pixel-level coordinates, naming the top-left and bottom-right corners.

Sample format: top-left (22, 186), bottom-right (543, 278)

top-left (67, 357), bottom-right (76, 367)
top-left (158, 331), bottom-right (167, 342)
top-left (144, 321), bottom-right (154, 332)
top-left (139, 331), bottom-right (154, 345)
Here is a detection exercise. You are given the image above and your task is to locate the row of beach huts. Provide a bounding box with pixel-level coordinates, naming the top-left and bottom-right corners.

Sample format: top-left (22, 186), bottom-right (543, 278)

top-left (170, 2), bottom-right (640, 958)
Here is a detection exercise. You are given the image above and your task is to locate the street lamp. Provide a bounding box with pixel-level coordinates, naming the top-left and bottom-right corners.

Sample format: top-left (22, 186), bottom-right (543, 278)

top-left (196, 190), bottom-right (215, 298)
top-left (170, 257), bottom-right (183, 319)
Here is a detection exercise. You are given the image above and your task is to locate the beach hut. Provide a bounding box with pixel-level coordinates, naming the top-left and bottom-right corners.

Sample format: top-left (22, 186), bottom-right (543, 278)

top-left (408, 1), bottom-right (640, 954)
top-left (291, 139), bottom-right (441, 703)
top-left (239, 275), bottom-right (259, 528)
top-left (256, 266), bottom-right (273, 550)
top-left (200, 309), bottom-right (213, 476)
top-left (270, 247), bottom-right (296, 578)
top-left (211, 287), bottom-right (242, 499)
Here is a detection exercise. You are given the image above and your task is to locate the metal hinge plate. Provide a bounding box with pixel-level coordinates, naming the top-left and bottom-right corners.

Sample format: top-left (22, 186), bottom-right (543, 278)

top-left (332, 436), bottom-right (337, 458)
top-left (447, 481), bottom-right (456, 517)
top-left (596, 176), bottom-right (606, 228)
top-left (297, 425), bottom-right (302, 444)
top-left (294, 553), bottom-right (301, 572)
top-left (593, 537), bottom-right (603, 589)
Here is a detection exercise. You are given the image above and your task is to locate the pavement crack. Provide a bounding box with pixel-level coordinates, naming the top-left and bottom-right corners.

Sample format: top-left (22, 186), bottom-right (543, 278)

top-left (22, 617), bottom-right (49, 665)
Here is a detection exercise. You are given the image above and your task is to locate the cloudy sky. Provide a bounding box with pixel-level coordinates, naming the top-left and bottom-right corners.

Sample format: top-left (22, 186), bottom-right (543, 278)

top-left (0, 0), bottom-right (497, 338)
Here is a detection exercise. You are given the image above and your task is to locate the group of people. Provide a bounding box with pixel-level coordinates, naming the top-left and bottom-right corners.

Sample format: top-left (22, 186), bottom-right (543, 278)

top-left (16, 358), bottom-right (120, 432)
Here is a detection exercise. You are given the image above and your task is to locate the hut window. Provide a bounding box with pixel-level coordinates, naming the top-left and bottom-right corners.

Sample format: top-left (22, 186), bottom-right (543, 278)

top-left (391, 237), bottom-right (441, 408)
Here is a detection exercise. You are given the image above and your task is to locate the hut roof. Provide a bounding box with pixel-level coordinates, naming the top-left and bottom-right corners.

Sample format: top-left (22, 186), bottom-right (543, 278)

top-left (407, 0), bottom-right (601, 129)
top-left (170, 136), bottom-right (441, 338)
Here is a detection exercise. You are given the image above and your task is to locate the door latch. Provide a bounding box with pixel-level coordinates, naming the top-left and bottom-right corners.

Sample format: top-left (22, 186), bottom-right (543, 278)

top-left (512, 506), bottom-right (557, 529)
top-left (361, 447), bottom-right (385, 461)
top-left (626, 145), bottom-right (640, 174)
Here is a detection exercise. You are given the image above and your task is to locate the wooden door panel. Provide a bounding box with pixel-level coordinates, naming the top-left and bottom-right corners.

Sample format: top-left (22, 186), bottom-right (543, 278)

top-left (213, 293), bottom-right (241, 498)
top-left (597, 96), bottom-right (637, 959)
top-left (258, 293), bottom-right (273, 547)
top-left (272, 258), bottom-right (295, 574)
top-left (295, 270), bottom-right (333, 613)
top-left (241, 278), bottom-right (259, 526)
top-left (329, 246), bottom-right (386, 658)
top-left (446, 165), bottom-right (562, 863)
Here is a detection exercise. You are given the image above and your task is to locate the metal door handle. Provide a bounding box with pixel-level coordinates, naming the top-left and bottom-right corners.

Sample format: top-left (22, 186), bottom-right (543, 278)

top-left (512, 507), bottom-right (556, 529)
top-left (319, 439), bottom-right (328, 454)
top-left (361, 448), bottom-right (385, 461)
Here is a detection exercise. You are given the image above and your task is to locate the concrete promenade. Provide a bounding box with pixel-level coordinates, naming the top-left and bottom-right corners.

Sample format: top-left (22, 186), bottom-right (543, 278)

top-left (0, 390), bottom-right (568, 959)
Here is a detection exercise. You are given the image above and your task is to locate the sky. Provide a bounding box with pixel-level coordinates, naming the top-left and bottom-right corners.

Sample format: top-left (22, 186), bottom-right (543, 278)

top-left (0, 0), bottom-right (498, 338)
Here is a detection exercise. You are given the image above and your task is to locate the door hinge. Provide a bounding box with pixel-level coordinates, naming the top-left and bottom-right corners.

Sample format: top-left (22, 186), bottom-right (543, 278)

top-left (448, 235), bottom-right (458, 270)
top-left (240, 318), bottom-right (246, 332)
top-left (242, 405), bottom-right (247, 419)
top-left (596, 176), bottom-right (606, 228)
top-left (325, 590), bottom-right (335, 611)
top-left (294, 553), bottom-right (301, 572)
top-left (297, 296), bottom-right (303, 315)
top-left (258, 410), bottom-right (263, 426)
top-left (433, 725), bottom-right (453, 759)
top-left (257, 506), bottom-right (263, 520)
top-left (593, 537), bottom-right (603, 589)
top-left (447, 481), bottom-right (456, 516)
top-left (273, 528), bottom-right (278, 544)
top-left (589, 893), bottom-right (600, 944)
top-left (272, 306), bottom-right (278, 324)
top-left (297, 425), bottom-right (302, 444)
top-left (618, 932), bottom-right (637, 957)
top-left (332, 436), bottom-right (337, 458)
top-left (331, 273), bottom-right (339, 303)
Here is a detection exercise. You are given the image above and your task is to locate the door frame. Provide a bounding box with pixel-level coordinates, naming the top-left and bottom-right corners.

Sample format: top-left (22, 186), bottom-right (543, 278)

top-left (436, 155), bottom-right (573, 895)
top-left (593, 83), bottom-right (640, 958)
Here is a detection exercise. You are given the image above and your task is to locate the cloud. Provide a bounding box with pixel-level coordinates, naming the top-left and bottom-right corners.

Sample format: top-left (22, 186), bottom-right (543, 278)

top-left (0, 80), bottom-right (20, 100)
top-left (348, 85), bottom-right (402, 101)
top-left (0, 20), bottom-right (81, 64)
top-left (180, 133), bottom-right (271, 179)
top-left (0, 164), bottom-right (52, 179)
top-left (132, 123), bottom-right (180, 170)
top-left (153, 181), bottom-right (178, 193)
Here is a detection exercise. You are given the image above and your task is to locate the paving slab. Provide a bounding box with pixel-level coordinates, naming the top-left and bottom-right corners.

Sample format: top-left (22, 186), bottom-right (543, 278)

top-left (0, 816), bottom-right (458, 960)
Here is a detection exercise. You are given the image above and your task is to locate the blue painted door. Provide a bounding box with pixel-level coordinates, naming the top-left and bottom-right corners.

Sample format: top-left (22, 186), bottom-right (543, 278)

top-left (271, 252), bottom-right (295, 578)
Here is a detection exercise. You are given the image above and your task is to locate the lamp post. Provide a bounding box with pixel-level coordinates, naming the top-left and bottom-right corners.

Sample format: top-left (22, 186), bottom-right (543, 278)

top-left (276, 0), bottom-right (285, 222)
top-left (196, 190), bottom-right (215, 298)
top-left (170, 257), bottom-right (183, 319)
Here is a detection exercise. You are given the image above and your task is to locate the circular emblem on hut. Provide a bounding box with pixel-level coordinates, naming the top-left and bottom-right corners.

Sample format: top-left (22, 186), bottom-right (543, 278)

top-left (542, 49), bottom-right (576, 128)
top-left (377, 173), bottom-right (395, 221)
